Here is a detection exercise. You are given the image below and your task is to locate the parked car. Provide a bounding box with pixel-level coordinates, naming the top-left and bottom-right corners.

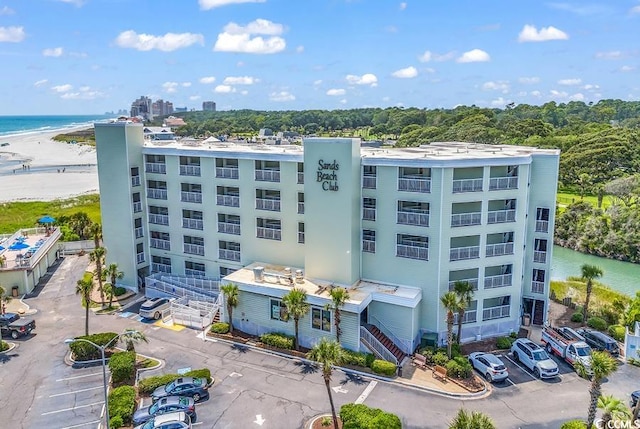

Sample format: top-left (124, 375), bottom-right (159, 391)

top-left (468, 352), bottom-right (509, 382)
top-left (0, 312), bottom-right (36, 339)
top-left (577, 329), bottom-right (620, 357)
top-left (134, 411), bottom-right (192, 429)
top-left (152, 377), bottom-right (212, 403)
top-left (631, 390), bottom-right (640, 408)
top-left (511, 338), bottom-right (559, 379)
top-left (133, 396), bottom-right (196, 426)
top-left (139, 297), bottom-right (172, 320)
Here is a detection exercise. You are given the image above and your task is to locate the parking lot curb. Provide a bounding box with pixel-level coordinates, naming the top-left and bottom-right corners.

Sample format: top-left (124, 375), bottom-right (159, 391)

top-left (0, 341), bottom-right (17, 354)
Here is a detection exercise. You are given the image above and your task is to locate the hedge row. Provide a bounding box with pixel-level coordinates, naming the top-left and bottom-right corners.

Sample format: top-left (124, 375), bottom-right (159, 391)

top-left (260, 332), bottom-right (295, 350)
top-left (608, 324), bottom-right (626, 342)
top-left (370, 359), bottom-right (396, 376)
top-left (340, 403), bottom-right (402, 429)
top-left (69, 332), bottom-right (118, 361)
top-left (138, 368), bottom-right (212, 395)
top-left (109, 351), bottom-right (136, 384)
top-left (210, 322), bottom-right (230, 334)
top-left (341, 349), bottom-right (375, 368)
top-left (108, 385), bottom-right (136, 428)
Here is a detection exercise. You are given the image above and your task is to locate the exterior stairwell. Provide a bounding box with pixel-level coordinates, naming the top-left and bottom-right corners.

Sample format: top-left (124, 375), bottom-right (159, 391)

top-left (362, 324), bottom-right (407, 364)
top-left (533, 301), bottom-right (545, 325)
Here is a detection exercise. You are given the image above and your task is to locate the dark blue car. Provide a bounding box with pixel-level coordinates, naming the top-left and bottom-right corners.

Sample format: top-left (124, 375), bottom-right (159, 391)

top-left (151, 377), bottom-right (211, 403)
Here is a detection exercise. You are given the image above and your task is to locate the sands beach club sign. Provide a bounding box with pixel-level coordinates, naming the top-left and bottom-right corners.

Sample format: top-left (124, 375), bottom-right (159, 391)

top-left (317, 159), bottom-right (339, 191)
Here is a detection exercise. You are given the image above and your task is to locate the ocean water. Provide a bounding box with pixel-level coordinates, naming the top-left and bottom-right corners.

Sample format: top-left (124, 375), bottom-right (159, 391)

top-left (0, 115), bottom-right (111, 138)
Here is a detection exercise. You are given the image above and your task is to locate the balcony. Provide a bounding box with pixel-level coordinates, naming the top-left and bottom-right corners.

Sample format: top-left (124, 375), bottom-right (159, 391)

top-left (532, 281), bottom-right (545, 294)
top-left (184, 243), bottom-right (205, 256)
top-left (216, 195), bottom-right (240, 207)
top-left (151, 263), bottom-right (172, 273)
top-left (182, 218), bottom-right (204, 230)
top-left (486, 242), bottom-right (514, 257)
top-left (489, 176), bottom-right (518, 190)
top-left (136, 252), bottom-right (145, 264)
top-left (255, 169), bottom-right (280, 182)
top-left (453, 310), bottom-right (477, 324)
top-left (362, 208), bottom-right (376, 221)
top-left (147, 189), bottom-right (168, 200)
top-left (133, 202), bottom-right (142, 213)
top-left (149, 214), bottom-right (169, 226)
top-left (131, 176), bottom-right (141, 187)
top-left (257, 227), bottom-right (282, 240)
top-left (449, 246), bottom-right (480, 261)
top-left (487, 209), bottom-right (516, 224)
top-left (452, 178), bottom-right (483, 193)
top-left (484, 274), bottom-right (512, 289)
top-left (298, 232), bottom-right (305, 243)
top-left (216, 167), bottom-right (239, 179)
top-left (219, 249), bottom-right (241, 262)
top-left (536, 220), bottom-right (549, 233)
top-left (363, 240), bottom-right (376, 253)
top-left (451, 212), bottom-right (482, 227)
top-left (135, 227), bottom-right (144, 239)
top-left (179, 165), bottom-right (201, 176)
top-left (534, 251), bottom-right (547, 263)
top-left (185, 269), bottom-right (206, 277)
top-left (483, 305), bottom-right (511, 321)
top-left (398, 177), bottom-right (431, 193)
top-left (150, 238), bottom-right (171, 250)
top-left (145, 162), bottom-right (166, 174)
top-left (298, 202), bottom-right (304, 214)
top-left (363, 176), bottom-right (376, 189)
top-left (181, 191), bottom-right (202, 204)
top-left (218, 222), bottom-right (240, 235)
top-left (396, 244), bottom-right (429, 261)
top-left (448, 278), bottom-right (479, 291)
top-left (297, 172), bottom-right (304, 184)
top-left (256, 198), bottom-right (281, 212)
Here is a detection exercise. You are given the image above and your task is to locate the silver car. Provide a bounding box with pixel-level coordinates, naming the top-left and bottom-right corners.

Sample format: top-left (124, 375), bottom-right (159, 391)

top-left (468, 352), bottom-right (509, 382)
top-left (139, 297), bottom-right (172, 320)
top-left (134, 411), bottom-right (192, 429)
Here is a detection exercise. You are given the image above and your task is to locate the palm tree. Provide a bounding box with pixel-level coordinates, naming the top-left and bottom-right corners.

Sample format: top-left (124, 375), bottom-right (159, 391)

top-left (89, 222), bottom-right (102, 249)
top-left (307, 338), bottom-right (344, 429)
top-left (220, 283), bottom-right (239, 333)
top-left (120, 329), bottom-right (148, 353)
top-left (75, 277), bottom-right (95, 336)
top-left (453, 281), bottom-right (474, 344)
top-left (104, 263), bottom-right (124, 309)
top-left (597, 394), bottom-right (630, 427)
top-left (0, 284), bottom-right (12, 315)
top-left (325, 287), bottom-right (350, 343)
top-left (283, 287), bottom-right (310, 351)
top-left (575, 350), bottom-right (619, 428)
top-left (90, 247), bottom-right (106, 307)
top-left (581, 264), bottom-right (603, 323)
top-left (441, 291), bottom-right (458, 359)
top-left (448, 409), bottom-right (496, 429)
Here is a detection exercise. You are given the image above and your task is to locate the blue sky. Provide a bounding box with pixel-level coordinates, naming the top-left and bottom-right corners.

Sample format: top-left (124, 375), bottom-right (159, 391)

top-left (0, 0), bottom-right (639, 115)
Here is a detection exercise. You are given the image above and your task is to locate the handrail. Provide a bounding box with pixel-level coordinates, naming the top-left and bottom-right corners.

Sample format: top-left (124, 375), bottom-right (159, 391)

top-left (360, 327), bottom-right (398, 365)
top-left (370, 315), bottom-right (413, 354)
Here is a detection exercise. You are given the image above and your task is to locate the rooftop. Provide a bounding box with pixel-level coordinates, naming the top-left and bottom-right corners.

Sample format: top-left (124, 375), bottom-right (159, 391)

top-left (0, 227), bottom-right (61, 271)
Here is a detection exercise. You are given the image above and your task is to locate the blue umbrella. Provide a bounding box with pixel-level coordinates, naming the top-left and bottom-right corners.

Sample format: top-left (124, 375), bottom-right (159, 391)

top-left (9, 242), bottom-right (29, 251)
top-left (38, 215), bottom-right (56, 224)
top-left (0, 245), bottom-right (4, 250)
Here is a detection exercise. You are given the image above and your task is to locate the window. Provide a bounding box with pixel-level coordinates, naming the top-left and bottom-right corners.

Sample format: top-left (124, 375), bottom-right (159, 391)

top-left (270, 299), bottom-right (287, 321)
top-left (363, 229), bottom-right (376, 253)
top-left (220, 266), bottom-right (237, 277)
top-left (311, 308), bottom-right (331, 332)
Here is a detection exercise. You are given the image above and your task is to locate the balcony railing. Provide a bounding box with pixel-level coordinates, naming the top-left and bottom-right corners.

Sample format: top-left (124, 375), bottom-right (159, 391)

top-left (451, 212), bottom-right (482, 227)
top-left (151, 263), bottom-right (172, 274)
top-left (297, 172), bottom-right (304, 184)
top-left (216, 195), bottom-right (240, 207)
top-left (453, 310), bottom-right (477, 324)
top-left (489, 176), bottom-right (518, 190)
top-left (256, 198), bottom-right (281, 212)
top-left (396, 244), bottom-right (429, 261)
top-left (487, 209), bottom-right (516, 224)
top-left (257, 227), bottom-right (282, 241)
top-left (149, 213), bottom-right (169, 226)
top-left (298, 232), bottom-right (305, 243)
top-left (184, 243), bottom-right (205, 256)
top-left (536, 220), bottom-right (549, 233)
top-left (532, 281), bottom-right (545, 294)
top-left (397, 211), bottom-right (429, 227)
top-left (131, 176), bottom-right (141, 187)
top-left (216, 167), bottom-right (239, 179)
top-left (484, 274), bottom-right (512, 289)
top-left (398, 177), bottom-right (431, 193)
top-left (452, 178), bottom-right (483, 193)
top-left (179, 165), bottom-right (201, 176)
top-left (185, 269), bottom-right (206, 277)
top-left (145, 162), bottom-right (166, 174)
top-left (449, 246), bottom-right (480, 261)
top-left (150, 238), bottom-right (171, 250)
top-left (147, 189), bottom-right (168, 200)
top-left (219, 249), bottom-right (241, 262)
top-left (486, 242), bottom-right (514, 257)
top-left (255, 169), bottom-right (280, 182)
top-left (363, 240), bottom-right (376, 253)
top-left (181, 191), bottom-right (202, 204)
top-left (182, 218), bottom-right (204, 230)
top-left (297, 202), bottom-right (304, 214)
top-left (136, 252), bottom-right (145, 264)
top-left (363, 176), bottom-right (376, 189)
top-left (448, 278), bottom-right (479, 291)
top-left (534, 251), bottom-right (547, 263)
top-left (483, 304), bottom-right (511, 321)
top-left (218, 222), bottom-right (240, 235)
top-left (133, 202), bottom-right (142, 213)
top-left (362, 208), bottom-right (376, 221)
top-left (135, 227), bottom-right (144, 239)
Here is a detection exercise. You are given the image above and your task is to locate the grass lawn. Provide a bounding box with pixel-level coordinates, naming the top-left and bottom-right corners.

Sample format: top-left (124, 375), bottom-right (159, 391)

top-left (550, 278), bottom-right (631, 310)
top-left (556, 192), bottom-right (612, 209)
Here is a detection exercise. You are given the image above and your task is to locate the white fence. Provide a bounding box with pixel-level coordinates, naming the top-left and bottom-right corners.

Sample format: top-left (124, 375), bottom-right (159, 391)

top-left (170, 296), bottom-right (220, 329)
top-left (625, 322), bottom-right (640, 362)
top-left (59, 239), bottom-right (95, 255)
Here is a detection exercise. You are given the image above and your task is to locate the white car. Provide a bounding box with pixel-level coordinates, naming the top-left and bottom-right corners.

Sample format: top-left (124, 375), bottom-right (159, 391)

top-left (468, 352), bottom-right (509, 382)
top-left (511, 338), bottom-right (559, 379)
top-left (134, 411), bottom-right (192, 429)
top-left (139, 297), bottom-right (172, 320)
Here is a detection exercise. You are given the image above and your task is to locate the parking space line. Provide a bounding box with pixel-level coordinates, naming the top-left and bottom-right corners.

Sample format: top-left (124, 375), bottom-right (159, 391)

top-left (503, 355), bottom-right (538, 381)
top-left (49, 386), bottom-right (103, 397)
top-left (41, 401), bottom-right (104, 416)
top-left (56, 373), bottom-right (103, 382)
top-left (60, 420), bottom-right (102, 429)
top-left (355, 381), bottom-right (378, 404)
top-left (505, 378), bottom-right (516, 387)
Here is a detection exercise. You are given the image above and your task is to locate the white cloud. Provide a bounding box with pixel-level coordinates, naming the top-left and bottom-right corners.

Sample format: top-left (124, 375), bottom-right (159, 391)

top-left (620, 65), bottom-right (635, 72)
top-left (418, 50), bottom-right (456, 62)
top-left (189, 95), bottom-right (201, 101)
top-left (269, 91), bottom-right (295, 102)
top-left (482, 81), bottom-right (510, 92)
top-left (60, 86), bottom-right (103, 100)
top-left (0, 6), bottom-right (15, 15)
top-left (213, 19), bottom-right (286, 54)
top-left (51, 84), bottom-right (73, 93)
top-left (296, 45), bottom-right (304, 53)
top-left (595, 50), bottom-right (623, 60)
top-left (326, 88), bottom-right (346, 96)
top-left (519, 76), bottom-right (540, 84)
top-left (345, 73), bottom-right (378, 86)
top-left (583, 84), bottom-right (600, 90)
top-left (550, 89), bottom-right (569, 98)
top-left (382, 96), bottom-right (391, 102)
top-left (223, 19), bottom-right (284, 36)
top-left (518, 25), bottom-right (569, 42)
top-left (199, 0), bottom-right (265, 10)
top-left (223, 76), bottom-right (258, 85)
top-left (69, 51), bottom-right (88, 58)
top-left (57, 0), bottom-right (85, 6)
top-left (182, 82), bottom-right (192, 87)
top-left (399, 2), bottom-right (407, 10)
top-left (34, 79), bottom-right (48, 87)
top-left (115, 30), bottom-right (204, 52)
top-left (491, 97), bottom-right (508, 107)
top-left (340, 99), bottom-right (348, 104)
top-left (240, 90), bottom-right (249, 95)
top-left (456, 49), bottom-right (490, 63)
top-left (162, 82), bottom-right (179, 93)
top-left (214, 84), bottom-right (236, 93)
top-left (557, 78), bottom-right (582, 85)
top-left (199, 76), bottom-right (216, 84)
top-left (391, 66), bottom-right (418, 78)
top-left (630, 5), bottom-right (640, 14)
top-left (313, 80), bottom-right (323, 86)
top-left (530, 90), bottom-right (542, 97)
top-left (0, 26), bottom-right (25, 43)
top-left (43, 47), bottom-right (64, 57)
top-left (569, 93), bottom-right (585, 101)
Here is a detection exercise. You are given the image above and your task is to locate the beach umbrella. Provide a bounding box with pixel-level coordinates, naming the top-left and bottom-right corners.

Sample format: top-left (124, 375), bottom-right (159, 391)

top-left (0, 245), bottom-right (4, 250)
top-left (38, 215), bottom-right (56, 224)
top-left (9, 242), bottom-right (29, 251)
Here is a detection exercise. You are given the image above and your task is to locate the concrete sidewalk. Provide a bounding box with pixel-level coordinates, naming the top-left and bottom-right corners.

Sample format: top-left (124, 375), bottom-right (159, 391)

top-left (3, 294), bottom-right (37, 315)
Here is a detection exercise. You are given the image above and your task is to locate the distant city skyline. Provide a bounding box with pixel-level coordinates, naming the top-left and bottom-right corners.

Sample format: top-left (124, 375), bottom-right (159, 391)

top-left (0, 0), bottom-right (639, 115)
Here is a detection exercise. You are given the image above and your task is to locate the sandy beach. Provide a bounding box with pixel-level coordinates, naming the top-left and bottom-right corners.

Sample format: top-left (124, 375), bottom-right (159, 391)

top-left (0, 127), bottom-right (98, 202)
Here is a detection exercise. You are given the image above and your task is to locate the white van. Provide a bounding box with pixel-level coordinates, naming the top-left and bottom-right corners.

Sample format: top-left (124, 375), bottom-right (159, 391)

top-left (139, 297), bottom-right (172, 320)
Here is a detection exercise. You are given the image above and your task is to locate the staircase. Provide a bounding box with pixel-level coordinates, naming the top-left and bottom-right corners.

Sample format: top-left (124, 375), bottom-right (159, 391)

top-left (212, 310), bottom-right (221, 324)
top-left (533, 300), bottom-right (545, 325)
top-left (364, 324), bottom-right (407, 363)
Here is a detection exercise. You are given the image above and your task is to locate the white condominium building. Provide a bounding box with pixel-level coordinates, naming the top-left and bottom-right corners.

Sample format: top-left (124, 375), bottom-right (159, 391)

top-left (95, 121), bottom-right (559, 360)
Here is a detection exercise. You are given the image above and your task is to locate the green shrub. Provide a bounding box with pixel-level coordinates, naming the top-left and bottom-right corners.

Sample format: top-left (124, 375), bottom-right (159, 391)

top-left (608, 325), bottom-right (626, 342)
top-left (421, 349), bottom-right (434, 365)
top-left (496, 336), bottom-right (514, 349)
top-left (342, 349), bottom-right (374, 368)
top-left (432, 351), bottom-right (449, 367)
top-left (340, 403), bottom-right (402, 429)
top-left (185, 368), bottom-right (212, 384)
top-left (69, 332), bottom-right (118, 361)
top-left (571, 312), bottom-right (584, 323)
top-left (260, 332), bottom-right (295, 350)
top-left (109, 415), bottom-right (124, 429)
top-left (445, 357), bottom-right (473, 379)
top-left (365, 352), bottom-right (376, 368)
top-left (370, 359), bottom-right (397, 376)
top-left (138, 368), bottom-right (212, 395)
top-left (210, 322), bottom-right (230, 334)
top-left (560, 420), bottom-right (587, 429)
top-left (109, 351), bottom-right (136, 384)
top-left (108, 385), bottom-right (136, 425)
top-left (451, 342), bottom-right (462, 358)
top-left (587, 316), bottom-right (607, 331)
top-left (509, 331), bottom-right (518, 339)
top-left (596, 307), bottom-right (620, 326)
top-left (0, 341), bottom-right (8, 352)
top-left (114, 287), bottom-right (127, 296)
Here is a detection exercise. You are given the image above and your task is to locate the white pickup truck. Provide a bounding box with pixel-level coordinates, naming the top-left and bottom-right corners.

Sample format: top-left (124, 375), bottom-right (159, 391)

top-left (541, 325), bottom-right (592, 372)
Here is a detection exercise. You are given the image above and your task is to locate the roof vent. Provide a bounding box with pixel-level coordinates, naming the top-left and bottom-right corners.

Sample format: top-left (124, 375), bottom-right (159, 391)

top-left (253, 266), bottom-right (265, 283)
top-left (295, 270), bottom-right (304, 284)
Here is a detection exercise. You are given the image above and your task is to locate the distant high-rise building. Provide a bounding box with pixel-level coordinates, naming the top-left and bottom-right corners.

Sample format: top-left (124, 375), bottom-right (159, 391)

top-left (202, 101), bottom-right (216, 112)
top-left (152, 99), bottom-right (174, 117)
top-left (130, 96), bottom-right (153, 121)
